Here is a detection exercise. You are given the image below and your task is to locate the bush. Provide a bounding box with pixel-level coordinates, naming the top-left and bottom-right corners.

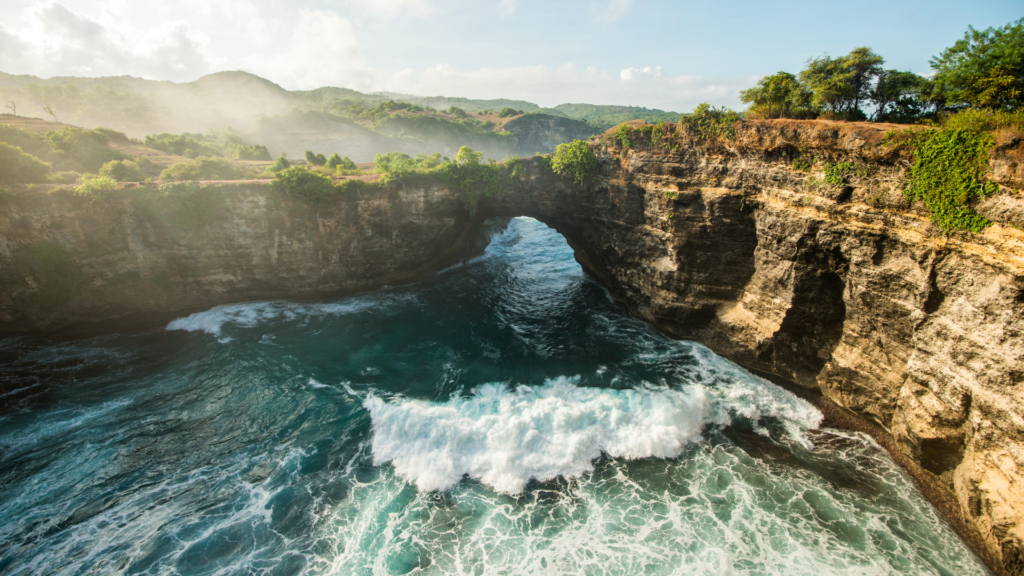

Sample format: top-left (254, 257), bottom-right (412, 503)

top-left (99, 159), bottom-right (145, 182)
top-left (93, 127), bottom-right (131, 142)
top-left (305, 150), bottom-right (328, 166)
top-left (160, 156), bottom-right (244, 181)
top-left (271, 167), bottom-right (337, 205)
top-left (678, 103), bottom-right (742, 140)
top-left (904, 128), bottom-right (996, 234)
top-left (0, 143), bottom-right (51, 184)
top-left (49, 171), bottom-right (81, 184)
top-left (75, 175), bottom-right (117, 197)
top-left (272, 153), bottom-right (291, 173)
top-left (551, 140), bottom-right (598, 183)
top-left (235, 144), bottom-right (272, 161)
top-left (45, 127), bottom-right (126, 172)
top-left (497, 107), bottom-right (519, 118)
top-left (326, 153), bottom-right (359, 171)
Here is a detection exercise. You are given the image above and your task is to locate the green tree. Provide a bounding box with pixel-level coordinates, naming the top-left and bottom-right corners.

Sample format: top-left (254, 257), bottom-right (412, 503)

top-left (454, 146), bottom-right (484, 166)
top-left (870, 70), bottom-right (928, 122)
top-left (929, 18), bottom-right (1024, 110)
top-left (739, 72), bottom-right (813, 118)
top-left (99, 159), bottom-right (145, 182)
top-left (551, 140), bottom-right (598, 183)
top-left (497, 107), bottom-right (519, 118)
top-left (0, 143), bottom-right (50, 184)
top-left (272, 153), bottom-right (290, 173)
top-left (800, 47), bottom-right (884, 118)
top-left (160, 157), bottom-right (244, 181)
top-left (326, 153), bottom-right (343, 169)
top-left (304, 150), bottom-right (327, 166)
top-left (271, 167), bottom-right (337, 205)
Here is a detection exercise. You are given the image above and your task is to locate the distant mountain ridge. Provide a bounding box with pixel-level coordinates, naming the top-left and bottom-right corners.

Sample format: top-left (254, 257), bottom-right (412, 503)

top-left (0, 70), bottom-right (681, 134)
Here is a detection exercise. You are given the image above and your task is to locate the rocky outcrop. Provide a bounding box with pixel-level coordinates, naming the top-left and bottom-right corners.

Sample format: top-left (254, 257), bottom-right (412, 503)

top-left (1, 119), bottom-right (1022, 574)
top-left (0, 183), bottom-right (488, 332)
top-left (503, 113), bottom-right (601, 156)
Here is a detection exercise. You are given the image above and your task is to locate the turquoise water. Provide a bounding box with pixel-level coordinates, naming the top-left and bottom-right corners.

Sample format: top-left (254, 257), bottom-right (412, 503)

top-left (0, 217), bottom-right (990, 575)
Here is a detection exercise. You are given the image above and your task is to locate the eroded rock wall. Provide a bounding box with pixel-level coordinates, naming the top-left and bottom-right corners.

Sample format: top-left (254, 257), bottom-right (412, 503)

top-left (474, 120), bottom-right (1024, 574)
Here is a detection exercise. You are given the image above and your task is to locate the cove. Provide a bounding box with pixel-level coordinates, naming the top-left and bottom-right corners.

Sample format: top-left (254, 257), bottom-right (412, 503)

top-left (0, 218), bottom-right (989, 575)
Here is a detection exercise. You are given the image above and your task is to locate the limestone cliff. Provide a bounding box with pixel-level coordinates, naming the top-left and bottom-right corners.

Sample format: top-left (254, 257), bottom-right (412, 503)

top-left (503, 113), bottom-right (601, 156)
top-left (1, 119), bottom-right (1023, 574)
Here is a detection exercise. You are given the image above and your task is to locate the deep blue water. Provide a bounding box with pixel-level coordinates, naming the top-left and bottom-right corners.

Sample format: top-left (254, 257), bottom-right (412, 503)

top-left (0, 218), bottom-right (990, 575)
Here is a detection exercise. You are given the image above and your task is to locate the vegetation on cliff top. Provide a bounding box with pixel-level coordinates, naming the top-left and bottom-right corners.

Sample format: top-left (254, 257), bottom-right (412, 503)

top-left (740, 18), bottom-right (1022, 122)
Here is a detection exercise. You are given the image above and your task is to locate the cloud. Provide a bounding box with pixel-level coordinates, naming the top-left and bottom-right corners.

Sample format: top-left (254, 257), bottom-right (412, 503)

top-left (0, 1), bottom-right (212, 81)
top-left (351, 0), bottom-right (434, 20)
top-left (595, 0), bottom-right (634, 24)
top-left (385, 62), bottom-right (754, 111)
top-left (244, 10), bottom-right (374, 90)
top-left (497, 0), bottom-right (519, 18)
top-left (0, 2), bottom-right (375, 90)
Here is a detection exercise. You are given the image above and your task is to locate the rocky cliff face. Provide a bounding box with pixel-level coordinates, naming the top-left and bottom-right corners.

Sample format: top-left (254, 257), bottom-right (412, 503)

top-left (1, 119), bottom-right (1022, 574)
top-left (0, 183), bottom-right (488, 333)
top-left (503, 113), bottom-right (601, 156)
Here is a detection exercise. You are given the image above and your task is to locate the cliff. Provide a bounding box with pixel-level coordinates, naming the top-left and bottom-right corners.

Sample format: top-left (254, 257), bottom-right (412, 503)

top-left (503, 113), bottom-right (601, 156)
top-left (1, 119), bottom-right (1022, 574)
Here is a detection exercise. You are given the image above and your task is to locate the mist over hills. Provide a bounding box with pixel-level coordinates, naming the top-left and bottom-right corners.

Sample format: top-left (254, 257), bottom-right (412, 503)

top-left (0, 69), bottom-right (682, 162)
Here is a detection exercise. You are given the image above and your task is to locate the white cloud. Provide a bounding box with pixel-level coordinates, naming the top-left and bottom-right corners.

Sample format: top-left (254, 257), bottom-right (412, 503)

top-left (385, 62), bottom-right (753, 111)
top-left (497, 0), bottom-right (518, 18)
top-left (351, 0), bottom-right (434, 20)
top-left (244, 10), bottom-right (374, 90)
top-left (595, 0), bottom-right (634, 24)
top-left (0, 2), bottom-right (375, 90)
top-left (0, 2), bottom-right (212, 80)
top-left (620, 65), bottom-right (662, 81)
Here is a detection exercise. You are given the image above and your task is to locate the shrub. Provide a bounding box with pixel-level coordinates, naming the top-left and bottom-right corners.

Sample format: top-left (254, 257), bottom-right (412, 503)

top-left (326, 154), bottom-right (359, 171)
top-left (497, 107), bottom-right (519, 118)
top-left (49, 171), bottom-right (82, 184)
top-left (93, 127), bottom-right (130, 142)
top-left (235, 144), bottom-right (271, 161)
top-left (0, 143), bottom-right (51, 184)
top-left (305, 150), bottom-right (328, 166)
top-left (99, 159), bottom-right (145, 182)
top-left (678, 103), bottom-right (741, 140)
top-left (75, 175), bottom-right (117, 197)
top-left (160, 156), bottom-right (244, 181)
top-left (551, 140), bottom-right (598, 183)
top-left (272, 153), bottom-right (291, 173)
top-left (45, 127), bottom-right (126, 172)
top-left (904, 128), bottom-right (996, 234)
top-left (271, 167), bottom-right (337, 205)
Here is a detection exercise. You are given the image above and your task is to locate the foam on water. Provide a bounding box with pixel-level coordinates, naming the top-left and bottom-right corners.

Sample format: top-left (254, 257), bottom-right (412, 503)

top-left (366, 377), bottom-right (708, 493)
top-left (165, 293), bottom-right (418, 336)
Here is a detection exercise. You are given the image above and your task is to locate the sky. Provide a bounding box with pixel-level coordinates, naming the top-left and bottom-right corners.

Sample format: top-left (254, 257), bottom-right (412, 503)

top-left (0, 0), bottom-right (1019, 111)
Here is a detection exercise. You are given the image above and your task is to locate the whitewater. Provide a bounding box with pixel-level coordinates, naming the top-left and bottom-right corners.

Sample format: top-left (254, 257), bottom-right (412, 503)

top-left (0, 217), bottom-right (990, 575)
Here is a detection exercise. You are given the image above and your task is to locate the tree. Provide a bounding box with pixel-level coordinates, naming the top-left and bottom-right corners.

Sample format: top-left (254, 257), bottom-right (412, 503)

top-left (99, 159), bottom-right (145, 182)
top-left (43, 105), bottom-right (59, 123)
top-left (454, 146), bottom-right (483, 166)
top-left (551, 140), bottom-right (598, 183)
top-left (4, 101), bottom-right (14, 116)
top-left (0, 143), bottom-right (50, 184)
top-left (800, 47), bottom-right (884, 118)
top-left (326, 153), bottom-right (343, 169)
top-left (739, 72), bottom-right (813, 118)
top-left (497, 107), bottom-right (519, 118)
top-left (929, 18), bottom-right (1024, 110)
top-left (272, 153), bottom-right (290, 173)
top-left (304, 150), bottom-right (327, 166)
top-left (870, 70), bottom-right (929, 122)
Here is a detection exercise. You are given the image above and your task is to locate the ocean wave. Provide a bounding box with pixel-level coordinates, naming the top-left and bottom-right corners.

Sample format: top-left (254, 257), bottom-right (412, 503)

top-left (365, 374), bottom-right (820, 495)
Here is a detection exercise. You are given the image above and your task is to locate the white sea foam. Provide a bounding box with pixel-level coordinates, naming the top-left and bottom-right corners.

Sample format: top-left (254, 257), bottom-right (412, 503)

top-left (365, 376), bottom-right (710, 494)
top-left (165, 294), bottom-right (416, 336)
